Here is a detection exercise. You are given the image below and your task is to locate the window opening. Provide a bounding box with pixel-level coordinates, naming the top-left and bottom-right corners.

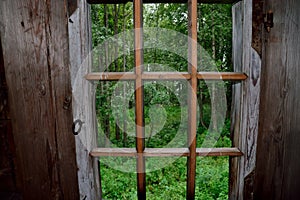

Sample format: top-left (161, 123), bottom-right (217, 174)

top-left (88, 0), bottom-right (245, 199)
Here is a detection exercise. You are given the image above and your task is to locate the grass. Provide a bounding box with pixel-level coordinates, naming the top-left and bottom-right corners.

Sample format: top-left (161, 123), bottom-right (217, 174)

top-left (97, 105), bottom-right (231, 199)
top-left (100, 156), bottom-right (229, 199)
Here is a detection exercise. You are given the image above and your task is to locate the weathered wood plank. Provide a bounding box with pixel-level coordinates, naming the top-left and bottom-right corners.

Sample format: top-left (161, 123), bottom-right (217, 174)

top-left (0, 0), bottom-right (79, 199)
top-left (1, 1), bottom-right (60, 198)
top-left (230, 0), bottom-right (262, 199)
top-left (90, 147), bottom-right (243, 157)
top-left (230, 3), bottom-right (243, 198)
top-left (254, 0), bottom-right (300, 199)
top-left (48, 1), bottom-right (80, 198)
top-left (68, 0), bottom-right (101, 199)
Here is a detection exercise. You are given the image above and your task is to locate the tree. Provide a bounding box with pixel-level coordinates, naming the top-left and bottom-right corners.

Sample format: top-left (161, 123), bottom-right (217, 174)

top-left (91, 3), bottom-right (234, 199)
top-left (92, 3), bottom-right (233, 142)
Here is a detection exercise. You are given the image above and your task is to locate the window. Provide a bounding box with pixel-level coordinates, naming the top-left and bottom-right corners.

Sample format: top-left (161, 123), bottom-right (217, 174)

top-left (87, 0), bottom-right (246, 199)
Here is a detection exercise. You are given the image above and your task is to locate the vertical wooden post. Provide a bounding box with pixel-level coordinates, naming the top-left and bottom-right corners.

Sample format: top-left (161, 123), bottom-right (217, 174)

top-left (255, 0), bottom-right (300, 199)
top-left (0, 0), bottom-right (79, 199)
top-left (230, 2), bottom-right (243, 199)
top-left (134, 0), bottom-right (146, 199)
top-left (68, 0), bottom-right (101, 199)
top-left (186, 0), bottom-right (198, 199)
top-left (230, 0), bottom-right (262, 199)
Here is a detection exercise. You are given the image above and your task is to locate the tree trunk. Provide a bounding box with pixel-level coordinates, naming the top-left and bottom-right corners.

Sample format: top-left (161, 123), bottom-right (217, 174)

top-left (113, 5), bottom-right (121, 141)
top-left (122, 4), bottom-right (128, 146)
top-left (103, 5), bottom-right (110, 146)
top-left (211, 10), bottom-right (218, 132)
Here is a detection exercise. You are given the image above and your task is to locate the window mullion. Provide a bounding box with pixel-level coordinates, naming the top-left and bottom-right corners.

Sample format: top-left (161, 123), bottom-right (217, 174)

top-left (133, 0), bottom-right (146, 199)
top-left (85, 72), bottom-right (248, 81)
top-left (187, 0), bottom-right (198, 199)
top-left (87, 1), bottom-right (248, 199)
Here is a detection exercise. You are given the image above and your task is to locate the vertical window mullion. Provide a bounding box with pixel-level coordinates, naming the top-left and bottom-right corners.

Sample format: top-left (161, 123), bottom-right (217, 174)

top-left (187, 0), bottom-right (198, 199)
top-left (133, 0), bottom-right (146, 199)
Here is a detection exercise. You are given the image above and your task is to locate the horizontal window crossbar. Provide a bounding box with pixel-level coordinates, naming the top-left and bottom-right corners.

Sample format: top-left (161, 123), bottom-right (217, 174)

top-left (90, 147), bottom-right (243, 157)
top-left (87, 0), bottom-right (241, 4)
top-left (85, 72), bottom-right (247, 81)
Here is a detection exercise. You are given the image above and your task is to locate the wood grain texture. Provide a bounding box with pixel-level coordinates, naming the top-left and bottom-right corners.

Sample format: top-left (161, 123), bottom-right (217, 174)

top-left (68, 0), bottom-right (100, 199)
top-left (230, 0), bottom-right (262, 199)
top-left (0, 0), bottom-right (79, 199)
top-left (243, 170), bottom-right (255, 200)
top-left (230, 3), bottom-right (244, 198)
top-left (254, 0), bottom-right (300, 199)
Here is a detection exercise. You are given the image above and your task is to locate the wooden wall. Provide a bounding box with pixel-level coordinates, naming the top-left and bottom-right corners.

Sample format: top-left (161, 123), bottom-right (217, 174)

top-left (254, 0), bottom-right (300, 199)
top-left (0, 0), bottom-right (79, 199)
top-left (0, 36), bottom-right (18, 194)
top-left (0, 0), bottom-right (299, 199)
top-left (230, 0), bottom-right (262, 199)
top-left (68, 0), bottom-right (101, 199)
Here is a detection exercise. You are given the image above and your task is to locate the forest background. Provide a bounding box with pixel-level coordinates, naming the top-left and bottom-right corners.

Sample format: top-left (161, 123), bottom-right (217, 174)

top-left (91, 3), bottom-right (233, 199)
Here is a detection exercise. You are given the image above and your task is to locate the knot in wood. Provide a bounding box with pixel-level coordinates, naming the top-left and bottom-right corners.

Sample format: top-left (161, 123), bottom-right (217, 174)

top-left (38, 84), bottom-right (46, 96)
top-left (63, 96), bottom-right (72, 110)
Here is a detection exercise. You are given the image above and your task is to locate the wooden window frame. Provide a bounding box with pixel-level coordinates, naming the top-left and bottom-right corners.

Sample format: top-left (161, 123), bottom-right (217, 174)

top-left (86, 0), bottom-right (247, 199)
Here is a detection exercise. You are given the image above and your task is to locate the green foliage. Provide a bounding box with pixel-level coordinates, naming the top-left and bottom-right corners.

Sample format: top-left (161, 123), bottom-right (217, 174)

top-left (91, 4), bottom-right (133, 47)
top-left (100, 156), bottom-right (230, 199)
top-left (91, 3), bottom-right (234, 200)
top-left (195, 157), bottom-right (230, 200)
top-left (98, 105), bottom-right (231, 199)
top-left (198, 4), bottom-right (233, 71)
top-left (101, 163), bottom-right (137, 199)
